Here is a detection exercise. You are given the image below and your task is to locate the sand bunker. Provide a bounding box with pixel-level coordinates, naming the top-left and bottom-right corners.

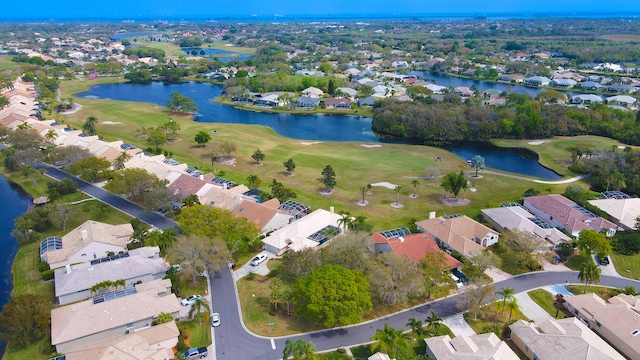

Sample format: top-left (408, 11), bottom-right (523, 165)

top-left (528, 140), bottom-right (548, 145)
top-left (371, 182), bottom-right (399, 190)
top-left (360, 144), bottom-right (382, 148)
top-left (102, 121), bottom-right (122, 125)
top-left (300, 141), bottom-right (321, 145)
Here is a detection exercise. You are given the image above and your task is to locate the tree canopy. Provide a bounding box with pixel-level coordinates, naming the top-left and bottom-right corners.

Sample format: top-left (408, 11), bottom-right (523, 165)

top-left (0, 294), bottom-right (50, 346)
top-left (293, 264), bottom-right (372, 327)
top-left (578, 229), bottom-right (612, 259)
top-left (165, 92), bottom-right (198, 114)
top-left (441, 170), bottom-right (468, 199)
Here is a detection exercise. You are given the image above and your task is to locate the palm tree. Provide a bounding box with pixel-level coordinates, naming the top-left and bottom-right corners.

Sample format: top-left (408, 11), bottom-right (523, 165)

top-left (411, 179), bottom-right (419, 197)
top-left (370, 323), bottom-right (410, 360)
top-left (425, 311), bottom-right (443, 335)
top-left (82, 115), bottom-right (98, 135)
top-left (470, 155), bottom-right (485, 177)
top-left (337, 210), bottom-right (354, 230)
top-left (44, 129), bottom-right (58, 145)
top-left (359, 185), bottom-right (368, 204)
top-left (211, 154), bottom-right (219, 173)
top-left (394, 185), bottom-right (402, 205)
top-left (496, 286), bottom-right (515, 315)
top-left (112, 151), bottom-right (131, 170)
top-left (188, 297), bottom-right (210, 325)
top-left (505, 298), bottom-right (519, 323)
top-left (579, 261), bottom-right (601, 294)
top-left (406, 318), bottom-right (423, 340)
top-left (282, 339), bottom-right (317, 360)
top-left (247, 174), bottom-right (262, 189)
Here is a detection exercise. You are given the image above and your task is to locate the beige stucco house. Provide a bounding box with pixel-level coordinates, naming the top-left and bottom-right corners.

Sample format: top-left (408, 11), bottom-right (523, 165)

top-left (415, 215), bottom-right (499, 255)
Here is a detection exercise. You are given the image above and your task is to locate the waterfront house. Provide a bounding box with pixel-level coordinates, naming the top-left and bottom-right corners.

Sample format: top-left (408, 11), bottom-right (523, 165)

top-left (324, 97), bottom-right (352, 109)
top-left (51, 278), bottom-right (180, 353)
top-left (523, 194), bottom-right (617, 237)
top-left (292, 97), bottom-right (320, 110)
top-left (571, 94), bottom-right (603, 105)
top-left (54, 247), bottom-right (167, 305)
top-left (524, 76), bottom-right (551, 86)
top-left (301, 86), bottom-right (324, 98)
top-left (588, 195), bottom-right (640, 231)
top-left (40, 220), bottom-right (133, 268)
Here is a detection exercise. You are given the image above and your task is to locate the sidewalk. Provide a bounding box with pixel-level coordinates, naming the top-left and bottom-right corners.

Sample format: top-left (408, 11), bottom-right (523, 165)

top-left (513, 292), bottom-right (553, 324)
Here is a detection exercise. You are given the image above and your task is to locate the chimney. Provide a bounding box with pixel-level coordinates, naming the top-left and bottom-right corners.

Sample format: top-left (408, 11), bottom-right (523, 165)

top-left (223, 183), bottom-right (227, 190)
top-left (65, 264), bottom-right (71, 274)
top-left (200, 175), bottom-right (204, 180)
top-left (429, 211), bottom-right (436, 219)
top-left (81, 230), bottom-right (88, 241)
top-left (399, 237), bottom-right (404, 243)
top-left (330, 206), bottom-right (334, 214)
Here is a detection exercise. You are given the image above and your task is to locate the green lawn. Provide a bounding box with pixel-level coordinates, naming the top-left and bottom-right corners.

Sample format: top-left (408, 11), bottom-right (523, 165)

top-left (527, 289), bottom-right (568, 319)
top-left (0, 55), bottom-right (21, 71)
top-left (173, 275), bottom-right (208, 299)
top-left (318, 351), bottom-right (352, 360)
top-left (493, 136), bottom-right (639, 178)
top-left (610, 253), bottom-right (640, 280)
top-left (205, 42), bottom-right (257, 54)
top-left (2, 337), bottom-right (54, 360)
top-left (464, 304), bottom-right (529, 339)
top-left (178, 318), bottom-right (212, 348)
top-left (565, 254), bottom-right (590, 271)
top-left (349, 325), bottom-right (453, 360)
top-left (567, 285), bottom-right (614, 299)
top-left (53, 76), bottom-right (582, 231)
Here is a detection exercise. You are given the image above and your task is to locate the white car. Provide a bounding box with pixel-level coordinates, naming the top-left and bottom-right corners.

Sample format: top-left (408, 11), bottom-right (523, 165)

top-left (211, 312), bottom-right (220, 327)
top-left (250, 254), bottom-right (268, 266)
top-left (181, 295), bottom-right (202, 306)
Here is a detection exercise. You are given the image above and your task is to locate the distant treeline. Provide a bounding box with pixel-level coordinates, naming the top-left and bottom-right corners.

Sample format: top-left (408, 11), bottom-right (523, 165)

top-left (122, 47), bottom-right (165, 61)
top-left (371, 95), bottom-right (640, 145)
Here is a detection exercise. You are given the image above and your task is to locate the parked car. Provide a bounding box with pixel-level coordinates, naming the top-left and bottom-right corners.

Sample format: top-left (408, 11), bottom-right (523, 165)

top-left (183, 347), bottom-right (208, 359)
top-left (250, 253), bottom-right (268, 266)
top-left (211, 312), bottom-right (221, 327)
top-left (181, 295), bottom-right (202, 306)
top-left (599, 256), bottom-right (610, 265)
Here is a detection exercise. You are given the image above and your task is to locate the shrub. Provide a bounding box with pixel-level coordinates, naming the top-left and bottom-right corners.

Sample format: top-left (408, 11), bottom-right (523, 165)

top-left (269, 309), bottom-right (277, 316)
top-left (176, 336), bottom-right (187, 353)
top-left (41, 269), bottom-right (54, 281)
top-left (38, 261), bottom-right (50, 272)
top-left (337, 348), bottom-right (347, 354)
top-left (568, 165), bottom-right (584, 174)
top-left (246, 272), bottom-right (256, 280)
top-left (611, 232), bottom-right (640, 255)
top-left (523, 188), bottom-right (539, 197)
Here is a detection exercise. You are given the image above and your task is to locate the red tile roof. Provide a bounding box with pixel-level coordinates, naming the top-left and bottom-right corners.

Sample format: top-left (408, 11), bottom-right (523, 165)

top-left (371, 232), bottom-right (462, 269)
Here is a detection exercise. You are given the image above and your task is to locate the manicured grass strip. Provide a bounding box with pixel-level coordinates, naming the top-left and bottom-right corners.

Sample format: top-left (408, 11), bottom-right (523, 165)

top-left (178, 319), bottom-right (212, 348)
top-left (610, 253), bottom-right (640, 280)
top-left (565, 254), bottom-right (589, 271)
top-left (3, 337), bottom-right (52, 360)
top-left (567, 285), bottom-right (614, 299)
top-left (527, 289), bottom-right (568, 319)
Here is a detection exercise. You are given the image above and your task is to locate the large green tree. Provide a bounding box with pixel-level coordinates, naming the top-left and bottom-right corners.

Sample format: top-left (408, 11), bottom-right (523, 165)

top-left (293, 264), bottom-right (372, 327)
top-left (167, 235), bottom-right (231, 285)
top-left (370, 323), bottom-right (411, 359)
top-left (177, 205), bottom-right (260, 253)
top-left (104, 168), bottom-right (166, 204)
top-left (578, 229), bottom-right (612, 259)
top-left (166, 91), bottom-right (198, 114)
top-left (441, 170), bottom-right (468, 200)
top-left (0, 294), bottom-right (50, 346)
top-left (194, 130), bottom-right (211, 147)
top-left (69, 156), bottom-right (111, 182)
top-left (321, 165), bottom-right (336, 190)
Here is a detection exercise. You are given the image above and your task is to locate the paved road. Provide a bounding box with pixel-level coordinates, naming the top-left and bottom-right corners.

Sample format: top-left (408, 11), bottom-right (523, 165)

top-left (36, 163), bottom-right (178, 229)
top-left (210, 269), bottom-right (640, 360)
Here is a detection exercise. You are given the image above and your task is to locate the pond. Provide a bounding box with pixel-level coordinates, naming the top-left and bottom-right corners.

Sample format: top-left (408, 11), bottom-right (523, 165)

top-left (0, 175), bottom-right (33, 358)
top-left (77, 81), bottom-right (561, 179)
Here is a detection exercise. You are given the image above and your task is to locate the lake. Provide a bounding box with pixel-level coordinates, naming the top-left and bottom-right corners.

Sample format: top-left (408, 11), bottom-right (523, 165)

top-left (0, 175), bottom-right (33, 358)
top-left (77, 81), bottom-right (561, 179)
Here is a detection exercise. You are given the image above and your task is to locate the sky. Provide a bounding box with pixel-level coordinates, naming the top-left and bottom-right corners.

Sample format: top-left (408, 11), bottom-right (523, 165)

top-left (4, 0), bottom-right (640, 20)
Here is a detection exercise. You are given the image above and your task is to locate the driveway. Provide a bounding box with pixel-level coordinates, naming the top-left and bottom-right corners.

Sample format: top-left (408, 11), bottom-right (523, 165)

top-left (442, 314), bottom-right (476, 336)
top-left (485, 267), bottom-right (512, 282)
top-left (233, 251), bottom-right (272, 281)
top-left (593, 254), bottom-right (621, 277)
top-left (513, 292), bottom-right (552, 324)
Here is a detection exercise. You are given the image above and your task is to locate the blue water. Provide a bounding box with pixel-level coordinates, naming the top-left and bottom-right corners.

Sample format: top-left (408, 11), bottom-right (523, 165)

top-left (0, 175), bottom-right (33, 358)
top-left (77, 81), bottom-right (561, 179)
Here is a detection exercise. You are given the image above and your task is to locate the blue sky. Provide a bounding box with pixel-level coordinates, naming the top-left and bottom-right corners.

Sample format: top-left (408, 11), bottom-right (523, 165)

top-left (5, 0), bottom-right (640, 20)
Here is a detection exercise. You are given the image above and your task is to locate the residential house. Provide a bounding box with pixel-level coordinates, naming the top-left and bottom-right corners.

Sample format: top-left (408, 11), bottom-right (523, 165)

top-left (254, 94), bottom-right (284, 108)
top-left (336, 87), bottom-right (358, 99)
top-left (424, 83), bottom-right (447, 94)
top-left (301, 86), bottom-right (324, 98)
top-left (54, 247), bottom-right (167, 305)
top-left (509, 317), bottom-right (625, 360)
top-left (51, 278), bottom-right (181, 353)
top-left (563, 293), bottom-right (640, 359)
top-left (589, 195), bottom-right (640, 231)
top-left (606, 95), bottom-right (637, 108)
top-left (371, 231), bottom-right (462, 270)
top-left (454, 86), bottom-right (474, 97)
top-left (415, 215), bottom-right (500, 255)
top-left (577, 81), bottom-right (603, 91)
top-left (357, 97), bottom-right (378, 107)
top-left (40, 220), bottom-right (133, 268)
top-left (604, 83), bottom-right (634, 94)
top-left (498, 74), bottom-right (525, 83)
top-left (293, 97), bottom-right (320, 110)
top-left (523, 194), bottom-right (617, 237)
top-left (549, 78), bottom-right (577, 88)
top-left (324, 97), bottom-right (352, 109)
top-left (63, 320), bottom-right (179, 360)
top-left (524, 76), bottom-right (551, 86)
top-left (262, 208), bottom-right (343, 255)
top-left (481, 205), bottom-right (571, 248)
top-left (425, 333), bottom-right (519, 360)
top-left (232, 198), bottom-right (293, 234)
top-left (571, 94), bottom-right (603, 105)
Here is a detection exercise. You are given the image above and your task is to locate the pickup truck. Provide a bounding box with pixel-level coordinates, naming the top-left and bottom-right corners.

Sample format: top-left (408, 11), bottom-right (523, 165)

top-left (183, 347), bottom-right (208, 359)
